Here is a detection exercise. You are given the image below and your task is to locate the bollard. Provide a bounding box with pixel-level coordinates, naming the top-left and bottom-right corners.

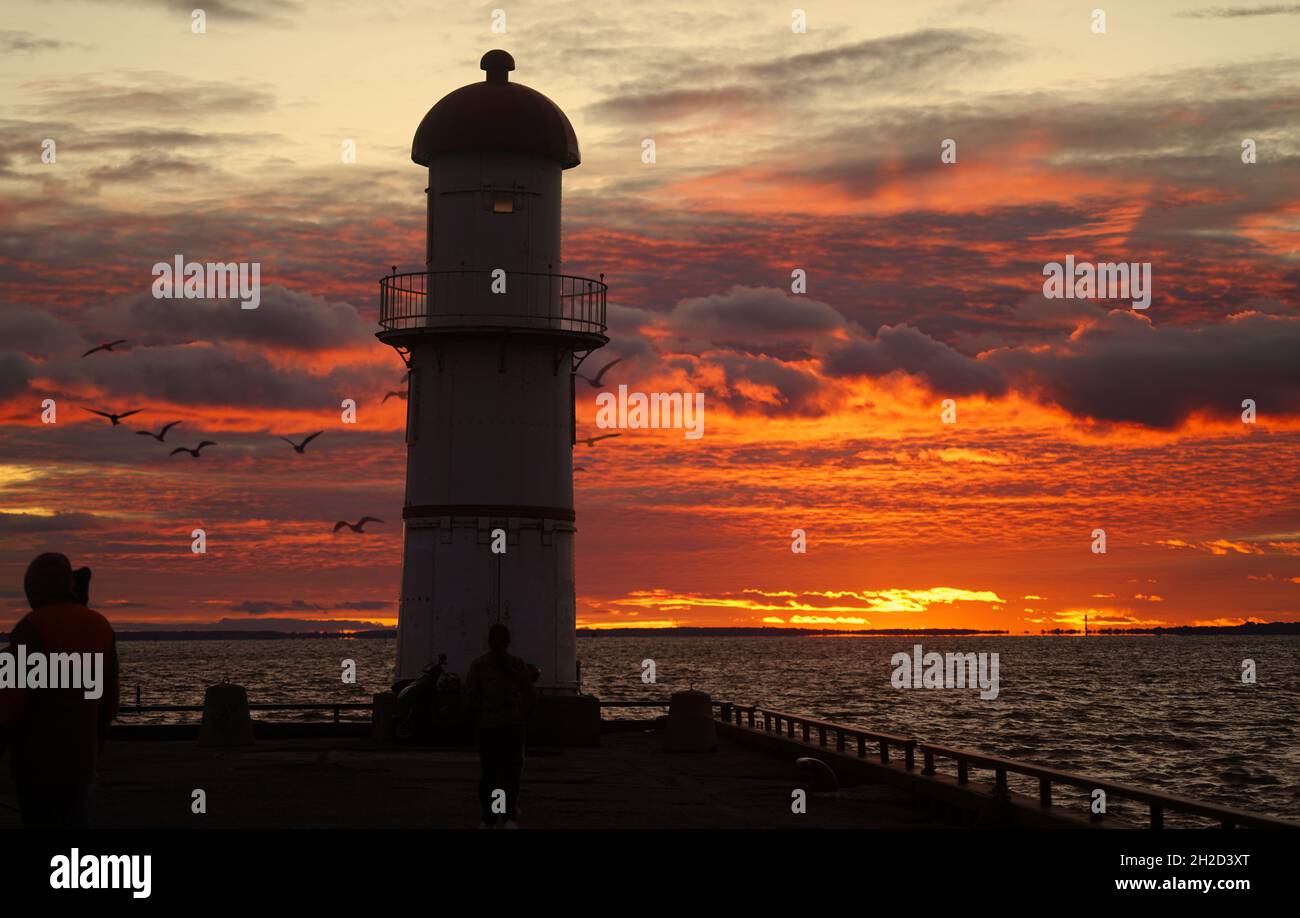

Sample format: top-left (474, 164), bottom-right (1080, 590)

top-left (198, 682), bottom-right (254, 747)
top-left (663, 689), bottom-right (716, 752)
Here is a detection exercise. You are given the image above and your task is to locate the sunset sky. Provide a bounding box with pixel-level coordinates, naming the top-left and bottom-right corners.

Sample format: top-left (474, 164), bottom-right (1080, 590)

top-left (1, 0), bottom-right (1298, 633)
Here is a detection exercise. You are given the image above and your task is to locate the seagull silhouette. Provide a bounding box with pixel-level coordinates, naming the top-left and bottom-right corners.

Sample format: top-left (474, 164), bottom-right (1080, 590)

top-left (82, 407), bottom-right (143, 426)
top-left (280, 431), bottom-right (324, 454)
top-left (80, 340), bottom-right (127, 358)
top-left (577, 433), bottom-right (622, 447)
top-left (382, 390), bottom-right (407, 403)
top-left (576, 357), bottom-right (622, 388)
top-left (170, 441), bottom-right (216, 458)
top-left (137, 421), bottom-right (182, 442)
top-left (333, 517), bottom-right (383, 533)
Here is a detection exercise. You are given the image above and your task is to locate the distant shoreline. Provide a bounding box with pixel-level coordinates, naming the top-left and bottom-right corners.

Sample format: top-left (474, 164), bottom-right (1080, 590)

top-left (2, 622), bottom-right (1297, 641)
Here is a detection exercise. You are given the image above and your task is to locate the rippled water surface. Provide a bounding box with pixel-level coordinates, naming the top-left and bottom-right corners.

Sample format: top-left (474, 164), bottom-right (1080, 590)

top-left (117, 634), bottom-right (1299, 820)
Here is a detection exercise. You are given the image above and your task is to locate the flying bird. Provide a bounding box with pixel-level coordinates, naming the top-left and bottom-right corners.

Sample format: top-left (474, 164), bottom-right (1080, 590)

top-left (80, 340), bottom-right (127, 358)
top-left (575, 357), bottom-right (622, 388)
top-left (577, 433), bottom-right (622, 447)
top-left (382, 390), bottom-right (407, 403)
top-left (81, 407), bottom-right (143, 426)
top-left (280, 431), bottom-right (324, 454)
top-left (170, 441), bottom-right (216, 458)
top-left (334, 517), bottom-right (383, 534)
top-left (137, 421), bottom-right (182, 442)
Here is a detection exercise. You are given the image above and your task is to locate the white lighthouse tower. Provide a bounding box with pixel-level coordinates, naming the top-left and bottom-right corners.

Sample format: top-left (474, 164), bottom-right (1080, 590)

top-left (378, 50), bottom-right (607, 702)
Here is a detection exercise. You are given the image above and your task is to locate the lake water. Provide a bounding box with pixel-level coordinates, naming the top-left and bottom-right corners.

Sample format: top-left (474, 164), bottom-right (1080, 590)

top-left (115, 634), bottom-right (1300, 821)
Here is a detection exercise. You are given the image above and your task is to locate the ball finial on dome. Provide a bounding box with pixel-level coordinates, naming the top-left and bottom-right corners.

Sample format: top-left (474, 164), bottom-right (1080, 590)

top-left (481, 49), bottom-right (515, 83)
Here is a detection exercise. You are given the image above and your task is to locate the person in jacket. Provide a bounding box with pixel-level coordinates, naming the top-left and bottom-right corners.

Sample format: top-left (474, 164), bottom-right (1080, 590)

top-left (0, 553), bottom-right (120, 827)
top-left (461, 624), bottom-right (537, 828)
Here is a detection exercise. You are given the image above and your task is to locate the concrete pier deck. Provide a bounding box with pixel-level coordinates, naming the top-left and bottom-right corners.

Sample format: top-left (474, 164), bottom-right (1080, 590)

top-left (0, 728), bottom-right (956, 829)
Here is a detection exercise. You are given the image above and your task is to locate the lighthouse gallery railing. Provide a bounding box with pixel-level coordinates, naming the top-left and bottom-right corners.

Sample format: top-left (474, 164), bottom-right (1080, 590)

top-left (379, 269), bottom-right (606, 336)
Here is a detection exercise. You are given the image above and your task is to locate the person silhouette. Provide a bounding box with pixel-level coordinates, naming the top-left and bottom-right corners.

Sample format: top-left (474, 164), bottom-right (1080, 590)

top-left (461, 624), bottom-right (537, 828)
top-left (0, 553), bottom-right (120, 828)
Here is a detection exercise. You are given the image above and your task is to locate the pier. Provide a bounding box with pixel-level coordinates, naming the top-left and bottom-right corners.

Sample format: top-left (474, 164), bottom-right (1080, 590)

top-left (4, 694), bottom-right (1292, 830)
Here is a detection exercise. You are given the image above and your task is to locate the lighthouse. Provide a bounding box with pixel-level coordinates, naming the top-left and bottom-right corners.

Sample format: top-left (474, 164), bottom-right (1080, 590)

top-left (377, 50), bottom-right (607, 699)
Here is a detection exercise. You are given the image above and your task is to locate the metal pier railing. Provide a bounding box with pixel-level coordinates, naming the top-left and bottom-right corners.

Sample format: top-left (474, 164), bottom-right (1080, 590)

top-left (716, 702), bottom-right (1298, 830)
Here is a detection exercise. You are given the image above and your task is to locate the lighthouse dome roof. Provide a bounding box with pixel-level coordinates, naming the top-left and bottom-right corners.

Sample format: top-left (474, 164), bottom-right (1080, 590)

top-left (411, 50), bottom-right (580, 169)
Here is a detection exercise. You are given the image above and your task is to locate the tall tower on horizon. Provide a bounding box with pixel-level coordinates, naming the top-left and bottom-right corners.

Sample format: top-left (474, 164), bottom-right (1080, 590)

top-left (377, 50), bottom-right (608, 689)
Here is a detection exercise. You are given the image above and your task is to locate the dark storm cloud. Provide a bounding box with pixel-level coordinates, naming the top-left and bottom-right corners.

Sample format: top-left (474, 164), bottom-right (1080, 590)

top-left (90, 285), bottom-right (376, 351)
top-left (0, 310), bottom-right (82, 359)
top-left (0, 352), bottom-right (36, 401)
top-left (48, 345), bottom-right (380, 410)
top-left (598, 298), bottom-right (830, 416)
top-left (667, 286), bottom-right (846, 340)
top-left (603, 302), bottom-right (654, 343)
top-left (989, 310), bottom-right (1300, 428)
top-left (705, 352), bottom-right (825, 417)
top-left (603, 279), bottom-right (1300, 427)
top-left (632, 279), bottom-right (1299, 428)
top-left (1, 285), bottom-right (375, 363)
top-left (822, 324), bottom-right (1008, 398)
top-left (818, 308), bottom-right (1300, 427)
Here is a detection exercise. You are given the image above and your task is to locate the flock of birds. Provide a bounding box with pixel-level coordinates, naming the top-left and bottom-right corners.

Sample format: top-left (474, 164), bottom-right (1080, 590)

top-left (78, 340), bottom-right (373, 534)
top-left (75, 341), bottom-right (628, 532)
